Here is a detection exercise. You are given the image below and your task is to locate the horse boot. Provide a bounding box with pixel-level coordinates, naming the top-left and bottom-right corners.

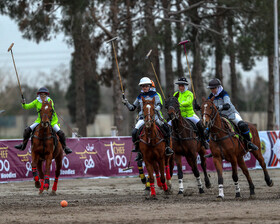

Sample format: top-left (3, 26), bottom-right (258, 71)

top-left (238, 121), bottom-right (258, 151)
top-left (161, 123), bottom-right (174, 156)
top-left (57, 130), bottom-right (72, 155)
top-left (14, 127), bottom-right (32, 151)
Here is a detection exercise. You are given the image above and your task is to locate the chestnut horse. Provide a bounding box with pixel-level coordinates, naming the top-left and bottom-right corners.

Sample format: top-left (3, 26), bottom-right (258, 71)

top-left (165, 96), bottom-right (211, 195)
top-left (201, 97), bottom-right (273, 199)
top-left (139, 97), bottom-right (171, 198)
top-left (31, 100), bottom-right (63, 195)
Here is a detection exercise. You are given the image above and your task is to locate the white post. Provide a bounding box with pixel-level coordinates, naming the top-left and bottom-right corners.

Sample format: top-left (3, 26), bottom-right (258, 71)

top-left (274, 0), bottom-right (280, 130)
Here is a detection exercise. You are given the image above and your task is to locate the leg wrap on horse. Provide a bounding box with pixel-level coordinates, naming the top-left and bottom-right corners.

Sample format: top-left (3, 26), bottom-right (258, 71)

top-left (57, 130), bottom-right (72, 154)
top-left (14, 127), bottom-right (32, 151)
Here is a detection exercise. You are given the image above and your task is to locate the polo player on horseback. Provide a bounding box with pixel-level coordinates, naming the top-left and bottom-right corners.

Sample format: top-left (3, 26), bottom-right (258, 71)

top-left (122, 77), bottom-right (174, 161)
top-left (196, 78), bottom-right (258, 157)
top-left (14, 87), bottom-right (72, 155)
top-left (170, 77), bottom-right (210, 150)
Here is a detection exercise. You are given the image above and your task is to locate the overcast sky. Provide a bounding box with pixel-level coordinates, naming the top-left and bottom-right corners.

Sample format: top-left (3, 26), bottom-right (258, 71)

top-left (0, 15), bottom-right (73, 89)
top-left (0, 14), bottom-right (269, 91)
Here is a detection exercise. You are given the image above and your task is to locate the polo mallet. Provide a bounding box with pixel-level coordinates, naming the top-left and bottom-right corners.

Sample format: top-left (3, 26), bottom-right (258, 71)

top-left (145, 49), bottom-right (166, 100)
top-left (7, 43), bottom-right (24, 100)
top-left (178, 40), bottom-right (196, 99)
top-left (106, 37), bottom-right (125, 99)
top-left (122, 150), bottom-right (134, 171)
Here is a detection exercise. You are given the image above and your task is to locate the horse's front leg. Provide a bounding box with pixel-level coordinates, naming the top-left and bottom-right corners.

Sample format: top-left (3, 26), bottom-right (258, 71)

top-left (186, 152), bottom-right (204, 194)
top-left (44, 154), bottom-right (52, 191)
top-left (37, 160), bottom-right (44, 193)
top-left (198, 145), bottom-right (211, 189)
top-left (231, 157), bottom-right (241, 198)
top-left (213, 156), bottom-right (224, 199)
top-left (237, 155), bottom-right (255, 198)
top-left (145, 161), bottom-right (156, 199)
top-left (175, 154), bottom-right (184, 195)
top-left (51, 152), bottom-right (63, 195)
top-left (165, 156), bottom-right (172, 189)
top-left (31, 152), bottom-right (40, 189)
top-left (153, 162), bottom-right (162, 189)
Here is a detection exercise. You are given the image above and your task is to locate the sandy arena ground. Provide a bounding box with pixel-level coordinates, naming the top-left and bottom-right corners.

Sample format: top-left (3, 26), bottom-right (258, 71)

top-left (0, 169), bottom-right (280, 224)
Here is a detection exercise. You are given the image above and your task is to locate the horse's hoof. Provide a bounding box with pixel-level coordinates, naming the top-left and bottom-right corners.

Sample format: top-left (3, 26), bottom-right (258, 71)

top-left (39, 190), bottom-right (44, 195)
top-left (164, 189), bottom-right (172, 195)
top-left (216, 195), bottom-right (224, 201)
top-left (268, 179), bottom-right (274, 187)
top-left (50, 190), bottom-right (57, 196)
top-left (205, 182), bottom-right (212, 189)
top-left (249, 194), bottom-right (256, 199)
top-left (235, 192), bottom-right (241, 198)
top-left (35, 181), bottom-right (40, 189)
top-left (146, 195), bottom-right (157, 200)
top-left (177, 191), bottom-right (184, 196)
top-left (199, 188), bottom-right (205, 194)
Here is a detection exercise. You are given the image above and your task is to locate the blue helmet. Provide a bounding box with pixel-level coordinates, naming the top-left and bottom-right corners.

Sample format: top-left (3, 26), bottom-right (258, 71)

top-left (37, 87), bottom-right (49, 95)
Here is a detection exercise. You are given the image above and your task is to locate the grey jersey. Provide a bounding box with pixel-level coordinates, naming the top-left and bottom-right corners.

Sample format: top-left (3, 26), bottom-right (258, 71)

top-left (208, 90), bottom-right (239, 120)
top-left (125, 91), bottom-right (163, 121)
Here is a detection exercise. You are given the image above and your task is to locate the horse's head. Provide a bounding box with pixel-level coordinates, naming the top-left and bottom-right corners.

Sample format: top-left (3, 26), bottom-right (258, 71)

top-left (40, 100), bottom-right (54, 128)
top-left (201, 96), bottom-right (218, 130)
top-left (165, 93), bottom-right (181, 121)
top-left (142, 96), bottom-right (155, 129)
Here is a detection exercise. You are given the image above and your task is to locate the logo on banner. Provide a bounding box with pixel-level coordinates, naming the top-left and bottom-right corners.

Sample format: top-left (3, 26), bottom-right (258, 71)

top-left (60, 157), bottom-right (76, 175)
top-left (0, 159), bottom-right (16, 179)
top-left (105, 141), bottom-right (127, 171)
top-left (76, 143), bottom-right (97, 174)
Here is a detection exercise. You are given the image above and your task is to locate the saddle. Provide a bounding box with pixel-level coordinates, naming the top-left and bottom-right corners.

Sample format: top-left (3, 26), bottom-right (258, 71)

top-left (183, 118), bottom-right (198, 134)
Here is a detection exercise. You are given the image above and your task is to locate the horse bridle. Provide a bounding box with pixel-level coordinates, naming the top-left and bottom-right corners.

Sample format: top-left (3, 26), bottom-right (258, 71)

top-left (202, 100), bottom-right (219, 132)
top-left (143, 102), bottom-right (155, 127)
top-left (39, 102), bottom-right (54, 127)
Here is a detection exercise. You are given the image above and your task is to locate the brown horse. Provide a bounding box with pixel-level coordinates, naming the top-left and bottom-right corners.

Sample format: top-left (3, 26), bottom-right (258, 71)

top-left (165, 96), bottom-right (211, 195)
top-left (139, 96), bottom-right (171, 198)
top-left (31, 100), bottom-right (63, 195)
top-left (201, 96), bottom-right (273, 199)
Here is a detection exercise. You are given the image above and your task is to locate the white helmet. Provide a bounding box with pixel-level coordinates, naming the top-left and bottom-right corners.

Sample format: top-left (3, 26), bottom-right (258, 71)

top-left (138, 77), bottom-right (152, 86)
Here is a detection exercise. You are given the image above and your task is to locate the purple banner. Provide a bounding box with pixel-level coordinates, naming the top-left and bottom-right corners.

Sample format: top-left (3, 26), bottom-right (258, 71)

top-left (0, 137), bottom-right (256, 182)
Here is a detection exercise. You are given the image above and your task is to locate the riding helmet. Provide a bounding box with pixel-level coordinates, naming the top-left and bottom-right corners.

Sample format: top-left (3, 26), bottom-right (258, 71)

top-left (138, 77), bottom-right (152, 86)
top-left (37, 87), bottom-right (50, 95)
top-left (175, 77), bottom-right (188, 85)
top-left (207, 78), bottom-right (222, 89)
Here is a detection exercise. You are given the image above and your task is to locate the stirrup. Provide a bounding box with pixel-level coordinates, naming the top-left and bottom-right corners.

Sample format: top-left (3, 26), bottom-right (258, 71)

top-left (134, 152), bottom-right (143, 161)
top-left (204, 153), bottom-right (213, 158)
top-left (14, 143), bottom-right (25, 151)
top-left (248, 142), bottom-right (258, 151)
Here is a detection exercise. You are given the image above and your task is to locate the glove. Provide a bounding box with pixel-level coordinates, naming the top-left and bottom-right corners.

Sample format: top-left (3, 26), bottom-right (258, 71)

top-left (122, 97), bottom-right (128, 105)
top-left (193, 99), bottom-right (201, 111)
top-left (22, 98), bottom-right (26, 104)
top-left (217, 105), bottom-right (223, 111)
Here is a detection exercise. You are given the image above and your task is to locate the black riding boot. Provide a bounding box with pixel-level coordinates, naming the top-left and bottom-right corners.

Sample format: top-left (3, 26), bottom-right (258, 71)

top-left (131, 128), bottom-right (142, 161)
top-left (196, 121), bottom-right (210, 150)
top-left (242, 132), bottom-right (259, 151)
top-left (238, 121), bottom-right (258, 151)
top-left (57, 130), bottom-right (72, 155)
top-left (15, 127), bottom-right (32, 151)
top-left (161, 123), bottom-right (174, 156)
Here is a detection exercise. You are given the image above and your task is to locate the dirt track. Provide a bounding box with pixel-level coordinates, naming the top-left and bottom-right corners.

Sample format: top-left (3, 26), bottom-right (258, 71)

top-left (1, 169), bottom-right (280, 224)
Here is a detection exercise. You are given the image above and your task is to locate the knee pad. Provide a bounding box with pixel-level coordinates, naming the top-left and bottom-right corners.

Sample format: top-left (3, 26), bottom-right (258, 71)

top-left (238, 121), bottom-right (249, 133)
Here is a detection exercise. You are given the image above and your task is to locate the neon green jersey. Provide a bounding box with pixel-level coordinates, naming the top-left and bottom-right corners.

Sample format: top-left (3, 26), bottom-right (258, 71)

top-left (173, 90), bottom-right (196, 117)
top-left (22, 97), bottom-right (59, 127)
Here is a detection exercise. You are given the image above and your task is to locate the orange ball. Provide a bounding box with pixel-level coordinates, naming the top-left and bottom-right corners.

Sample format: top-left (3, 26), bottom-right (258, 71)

top-left (60, 200), bottom-right (68, 207)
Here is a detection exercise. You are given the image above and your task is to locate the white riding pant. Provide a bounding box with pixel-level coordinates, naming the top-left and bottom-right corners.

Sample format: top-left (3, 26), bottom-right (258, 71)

top-left (135, 118), bottom-right (164, 129)
top-left (29, 123), bottom-right (60, 132)
top-left (168, 114), bottom-right (200, 126)
top-left (230, 113), bottom-right (243, 126)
